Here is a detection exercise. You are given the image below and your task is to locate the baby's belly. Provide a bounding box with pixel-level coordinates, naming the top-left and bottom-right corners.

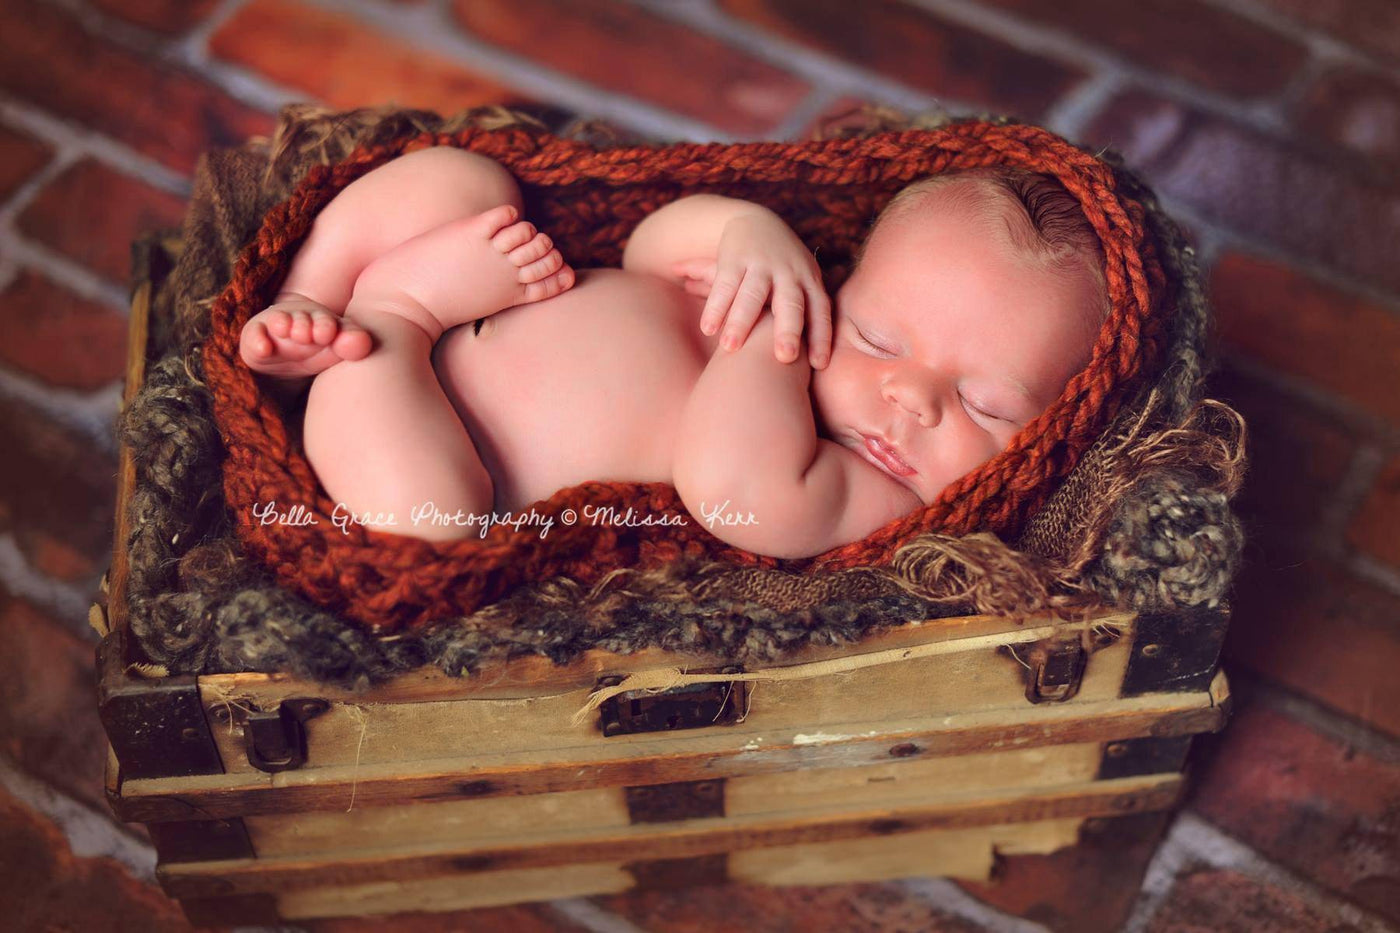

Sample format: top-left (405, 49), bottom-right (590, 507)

top-left (432, 268), bottom-right (710, 513)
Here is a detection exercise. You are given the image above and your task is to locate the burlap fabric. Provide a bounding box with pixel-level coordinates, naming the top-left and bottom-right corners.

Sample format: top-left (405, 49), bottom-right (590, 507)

top-left (117, 104), bottom-right (1244, 688)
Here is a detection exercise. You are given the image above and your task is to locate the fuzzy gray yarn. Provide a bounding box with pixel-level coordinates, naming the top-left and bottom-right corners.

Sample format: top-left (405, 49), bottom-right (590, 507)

top-left (1083, 472), bottom-right (1244, 611)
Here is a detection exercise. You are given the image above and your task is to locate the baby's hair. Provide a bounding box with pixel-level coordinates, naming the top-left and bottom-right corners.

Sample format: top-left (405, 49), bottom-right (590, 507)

top-left (858, 167), bottom-right (1111, 329)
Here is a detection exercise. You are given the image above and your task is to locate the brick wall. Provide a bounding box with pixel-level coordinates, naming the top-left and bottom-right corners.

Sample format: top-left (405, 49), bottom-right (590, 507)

top-left (0, 1), bottom-right (1396, 931)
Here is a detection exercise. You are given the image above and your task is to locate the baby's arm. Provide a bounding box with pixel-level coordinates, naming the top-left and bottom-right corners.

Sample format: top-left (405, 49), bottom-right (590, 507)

top-left (622, 195), bottom-right (831, 367)
top-left (672, 316), bottom-right (922, 558)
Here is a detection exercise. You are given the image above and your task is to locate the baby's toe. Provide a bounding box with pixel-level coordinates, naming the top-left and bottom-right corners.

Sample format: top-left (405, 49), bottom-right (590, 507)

top-left (515, 248), bottom-right (564, 284)
top-left (289, 311), bottom-right (314, 343)
top-left (264, 309), bottom-right (292, 339)
top-left (506, 232), bottom-right (552, 267)
top-left (475, 204), bottom-right (522, 240)
top-left (489, 219), bottom-right (537, 255)
top-left (310, 312), bottom-right (338, 346)
top-left (331, 325), bottom-right (373, 361)
top-left (520, 265), bottom-right (575, 303)
top-left (241, 321), bottom-right (274, 360)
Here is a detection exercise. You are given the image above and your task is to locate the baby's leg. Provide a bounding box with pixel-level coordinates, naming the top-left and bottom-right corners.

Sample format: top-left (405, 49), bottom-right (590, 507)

top-left (241, 147), bottom-right (548, 379)
top-left (302, 305), bottom-right (494, 541)
top-left (303, 207), bottom-right (574, 538)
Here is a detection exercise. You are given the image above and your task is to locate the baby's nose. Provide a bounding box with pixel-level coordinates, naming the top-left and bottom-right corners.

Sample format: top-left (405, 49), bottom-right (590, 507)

top-left (882, 381), bottom-right (939, 428)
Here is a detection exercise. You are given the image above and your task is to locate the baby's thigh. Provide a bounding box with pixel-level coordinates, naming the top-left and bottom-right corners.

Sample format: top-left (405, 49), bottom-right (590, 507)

top-left (281, 147), bottom-right (526, 311)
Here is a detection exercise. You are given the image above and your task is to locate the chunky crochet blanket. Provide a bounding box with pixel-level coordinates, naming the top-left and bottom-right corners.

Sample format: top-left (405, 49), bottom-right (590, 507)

top-left (200, 107), bottom-right (1169, 633)
top-left (115, 104), bottom-right (1244, 687)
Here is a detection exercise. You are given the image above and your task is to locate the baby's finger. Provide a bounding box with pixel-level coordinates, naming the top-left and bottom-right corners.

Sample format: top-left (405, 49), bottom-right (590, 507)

top-left (770, 278), bottom-right (805, 363)
top-left (719, 269), bottom-right (768, 351)
top-left (700, 266), bottom-right (742, 336)
top-left (803, 282), bottom-right (833, 368)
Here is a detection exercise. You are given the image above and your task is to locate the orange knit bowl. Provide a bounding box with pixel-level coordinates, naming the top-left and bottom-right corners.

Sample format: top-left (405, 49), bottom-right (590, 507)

top-left (203, 119), bottom-right (1168, 633)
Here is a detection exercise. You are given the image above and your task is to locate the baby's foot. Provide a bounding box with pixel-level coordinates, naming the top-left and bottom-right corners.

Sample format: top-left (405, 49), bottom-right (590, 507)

top-left (239, 298), bottom-right (373, 378)
top-left (350, 205), bottom-right (576, 334)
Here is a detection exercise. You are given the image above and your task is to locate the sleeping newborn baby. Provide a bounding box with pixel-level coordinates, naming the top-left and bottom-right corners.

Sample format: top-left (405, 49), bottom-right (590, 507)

top-left (239, 146), bottom-right (1107, 558)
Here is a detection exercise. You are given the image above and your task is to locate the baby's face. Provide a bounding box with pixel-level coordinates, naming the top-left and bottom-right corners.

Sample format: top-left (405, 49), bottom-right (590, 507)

top-left (811, 185), bottom-right (1103, 506)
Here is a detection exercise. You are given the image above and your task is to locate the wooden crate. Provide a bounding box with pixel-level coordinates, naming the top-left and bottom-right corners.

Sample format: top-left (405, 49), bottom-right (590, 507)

top-left (96, 237), bottom-right (1232, 926)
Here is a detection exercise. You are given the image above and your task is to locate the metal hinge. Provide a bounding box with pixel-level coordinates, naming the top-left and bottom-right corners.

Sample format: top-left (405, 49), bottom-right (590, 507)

top-left (597, 668), bottom-right (746, 736)
top-left (209, 697), bottom-right (329, 773)
top-left (1002, 632), bottom-right (1091, 704)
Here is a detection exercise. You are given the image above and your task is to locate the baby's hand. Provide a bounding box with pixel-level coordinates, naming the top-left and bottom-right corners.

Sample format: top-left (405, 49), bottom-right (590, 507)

top-left (239, 296), bottom-right (373, 379)
top-left (673, 210), bottom-right (832, 368)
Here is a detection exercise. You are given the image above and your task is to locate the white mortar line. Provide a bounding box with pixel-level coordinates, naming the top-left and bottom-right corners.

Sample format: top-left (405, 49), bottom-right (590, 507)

top-left (904, 0), bottom-right (1294, 132)
top-left (901, 876), bottom-right (1054, 932)
top-left (548, 898), bottom-right (654, 933)
top-left (629, 0), bottom-right (985, 121)
top-left (0, 534), bottom-right (99, 631)
top-left (1122, 813), bottom-right (1397, 932)
top-left (0, 360), bottom-right (121, 450)
top-left (1230, 670), bottom-right (1400, 765)
top-left (1203, 0), bottom-right (1397, 72)
top-left (0, 753), bottom-right (156, 882)
top-left (283, 0), bottom-right (737, 142)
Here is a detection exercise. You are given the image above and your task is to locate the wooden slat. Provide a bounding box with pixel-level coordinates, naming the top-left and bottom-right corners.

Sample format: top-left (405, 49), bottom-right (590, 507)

top-left (727, 817), bottom-right (1083, 887)
top-left (271, 819), bottom-right (1086, 920)
top-left (119, 672), bottom-right (1227, 822)
top-left (158, 774), bottom-right (1181, 898)
top-left (198, 619), bottom-right (1136, 777)
top-left (106, 242), bottom-right (155, 637)
top-left (243, 742), bottom-right (1101, 859)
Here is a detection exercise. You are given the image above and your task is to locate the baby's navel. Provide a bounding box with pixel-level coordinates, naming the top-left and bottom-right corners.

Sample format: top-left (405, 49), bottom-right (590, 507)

top-left (473, 315), bottom-right (499, 339)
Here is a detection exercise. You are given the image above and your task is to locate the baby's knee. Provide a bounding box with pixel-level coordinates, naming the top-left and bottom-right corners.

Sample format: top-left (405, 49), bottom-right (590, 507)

top-left (393, 146), bottom-right (524, 214)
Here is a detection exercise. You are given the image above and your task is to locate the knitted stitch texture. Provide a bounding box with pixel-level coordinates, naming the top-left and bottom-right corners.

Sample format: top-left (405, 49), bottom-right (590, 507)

top-left (202, 119), bottom-right (1168, 633)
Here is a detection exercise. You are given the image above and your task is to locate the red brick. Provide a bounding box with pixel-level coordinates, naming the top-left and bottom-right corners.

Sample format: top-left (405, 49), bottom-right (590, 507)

top-left (1297, 66), bottom-right (1400, 182)
top-left (306, 904), bottom-right (593, 932)
top-left (31, 534), bottom-right (102, 582)
top-left (452, 0), bottom-right (809, 135)
top-left (1209, 252), bottom-right (1400, 425)
top-left (16, 160), bottom-right (187, 285)
top-left (721, 0), bottom-right (1083, 122)
top-left (1189, 700), bottom-right (1400, 923)
top-left (0, 592), bottom-right (110, 812)
top-left (0, 394), bottom-right (117, 588)
top-left (211, 0), bottom-right (522, 117)
top-left (957, 813), bottom-right (1173, 932)
top-left (1349, 455), bottom-right (1400, 569)
top-left (1252, 0), bottom-right (1400, 66)
top-left (1086, 91), bottom-right (1400, 296)
top-left (0, 269), bottom-right (128, 390)
top-left (88, 0), bottom-right (220, 35)
top-left (0, 788), bottom-right (189, 932)
top-left (0, 124), bottom-right (52, 202)
top-left (1147, 866), bottom-right (1355, 932)
top-left (1205, 363), bottom-right (1356, 548)
top-left (597, 882), bottom-right (984, 932)
top-left (1226, 558), bottom-right (1400, 737)
top-left (979, 0), bottom-right (1306, 98)
top-left (0, 0), bottom-right (272, 176)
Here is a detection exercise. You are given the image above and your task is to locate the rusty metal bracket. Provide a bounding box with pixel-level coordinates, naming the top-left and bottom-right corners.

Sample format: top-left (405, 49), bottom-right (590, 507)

top-left (1002, 631), bottom-right (1089, 704)
top-left (625, 779), bottom-right (727, 823)
top-left (209, 697), bottom-right (329, 773)
top-left (597, 667), bottom-right (745, 736)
